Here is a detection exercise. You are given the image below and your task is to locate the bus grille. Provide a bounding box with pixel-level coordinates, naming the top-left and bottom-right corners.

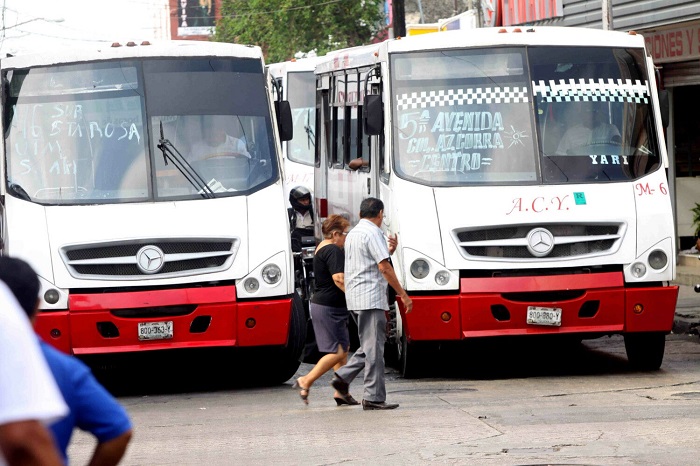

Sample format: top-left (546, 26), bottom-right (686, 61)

top-left (452, 224), bottom-right (623, 260)
top-left (61, 239), bottom-right (239, 280)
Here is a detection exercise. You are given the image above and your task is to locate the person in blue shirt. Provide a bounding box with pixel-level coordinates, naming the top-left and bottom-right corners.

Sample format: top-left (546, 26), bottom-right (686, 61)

top-left (0, 257), bottom-right (133, 466)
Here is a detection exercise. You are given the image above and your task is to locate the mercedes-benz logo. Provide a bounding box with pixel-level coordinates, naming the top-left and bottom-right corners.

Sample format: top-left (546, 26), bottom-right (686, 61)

top-left (526, 228), bottom-right (555, 257)
top-left (136, 245), bottom-right (165, 274)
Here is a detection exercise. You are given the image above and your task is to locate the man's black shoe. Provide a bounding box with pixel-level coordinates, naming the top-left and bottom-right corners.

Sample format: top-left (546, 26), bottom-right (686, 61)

top-left (330, 374), bottom-right (349, 396)
top-left (362, 400), bottom-right (399, 410)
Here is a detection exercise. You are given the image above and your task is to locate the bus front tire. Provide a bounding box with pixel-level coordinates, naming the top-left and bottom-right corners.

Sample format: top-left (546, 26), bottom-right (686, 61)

top-left (624, 332), bottom-right (666, 371)
top-left (398, 332), bottom-right (426, 379)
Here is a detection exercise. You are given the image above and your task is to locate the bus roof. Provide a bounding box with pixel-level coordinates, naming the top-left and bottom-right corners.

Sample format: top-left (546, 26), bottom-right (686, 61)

top-left (0, 40), bottom-right (264, 70)
top-left (316, 26), bottom-right (648, 74)
top-left (267, 55), bottom-right (325, 77)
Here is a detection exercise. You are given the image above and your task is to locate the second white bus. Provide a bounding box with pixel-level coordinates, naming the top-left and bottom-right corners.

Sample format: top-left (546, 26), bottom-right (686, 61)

top-left (314, 27), bottom-right (679, 376)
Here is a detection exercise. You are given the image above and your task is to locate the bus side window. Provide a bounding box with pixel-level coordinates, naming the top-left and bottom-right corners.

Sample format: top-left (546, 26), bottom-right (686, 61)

top-left (321, 90), bottom-right (333, 169)
top-left (348, 105), bottom-right (367, 170)
top-left (331, 75), bottom-right (345, 168)
top-left (332, 106), bottom-right (343, 167)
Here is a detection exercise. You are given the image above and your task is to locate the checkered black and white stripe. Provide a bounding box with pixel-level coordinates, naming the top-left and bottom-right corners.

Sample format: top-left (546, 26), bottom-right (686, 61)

top-left (533, 78), bottom-right (649, 104)
top-left (396, 87), bottom-right (529, 110)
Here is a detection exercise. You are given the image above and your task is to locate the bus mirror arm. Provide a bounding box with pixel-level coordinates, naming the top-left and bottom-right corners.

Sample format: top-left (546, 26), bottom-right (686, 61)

top-left (658, 90), bottom-right (669, 128)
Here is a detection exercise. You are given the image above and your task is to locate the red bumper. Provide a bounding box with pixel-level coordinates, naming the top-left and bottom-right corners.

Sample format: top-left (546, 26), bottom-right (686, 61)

top-left (34, 285), bottom-right (292, 355)
top-left (400, 272), bottom-right (678, 342)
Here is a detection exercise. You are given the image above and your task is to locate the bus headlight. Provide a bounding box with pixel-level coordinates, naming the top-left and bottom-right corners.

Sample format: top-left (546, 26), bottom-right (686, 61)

top-left (262, 264), bottom-right (282, 284)
top-left (435, 270), bottom-right (450, 286)
top-left (631, 262), bottom-right (647, 278)
top-left (410, 259), bottom-right (430, 279)
top-left (648, 250), bottom-right (667, 270)
top-left (244, 278), bottom-right (259, 292)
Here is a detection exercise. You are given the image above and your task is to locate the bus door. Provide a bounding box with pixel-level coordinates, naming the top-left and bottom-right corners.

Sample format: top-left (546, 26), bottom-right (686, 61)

top-left (314, 75), bottom-right (330, 238)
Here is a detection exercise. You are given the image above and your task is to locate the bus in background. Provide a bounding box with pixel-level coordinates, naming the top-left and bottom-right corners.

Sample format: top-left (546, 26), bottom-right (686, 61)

top-left (406, 23), bottom-right (439, 36)
top-left (314, 27), bottom-right (678, 376)
top-left (268, 56), bottom-right (321, 201)
top-left (1, 40), bottom-right (304, 384)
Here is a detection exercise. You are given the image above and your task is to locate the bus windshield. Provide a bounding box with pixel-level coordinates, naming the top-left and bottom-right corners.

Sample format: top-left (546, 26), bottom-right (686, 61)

top-left (286, 70), bottom-right (315, 165)
top-left (4, 58), bottom-right (278, 204)
top-left (390, 46), bottom-right (661, 186)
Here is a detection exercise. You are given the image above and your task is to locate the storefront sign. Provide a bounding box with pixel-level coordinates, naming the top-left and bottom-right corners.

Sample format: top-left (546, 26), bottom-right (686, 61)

top-left (643, 23), bottom-right (700, 64)
top-left (172, 0), bottom-right (217, 38)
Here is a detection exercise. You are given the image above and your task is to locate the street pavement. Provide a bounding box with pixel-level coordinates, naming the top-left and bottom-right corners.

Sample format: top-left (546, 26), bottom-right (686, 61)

top-left (673, 264), bottom-right (700, 336)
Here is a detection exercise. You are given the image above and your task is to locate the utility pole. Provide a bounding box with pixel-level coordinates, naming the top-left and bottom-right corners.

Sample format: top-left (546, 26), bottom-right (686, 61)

top-left (602, 0), bottom-right (614, 30)
top-left (392, 0), bottom-right (406, 38)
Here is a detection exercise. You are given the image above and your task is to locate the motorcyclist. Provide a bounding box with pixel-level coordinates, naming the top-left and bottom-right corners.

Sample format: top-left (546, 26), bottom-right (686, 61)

top-left (288, 186), bottom-right (314, 252)
top-left (288, 186), bottom-right (320, 364)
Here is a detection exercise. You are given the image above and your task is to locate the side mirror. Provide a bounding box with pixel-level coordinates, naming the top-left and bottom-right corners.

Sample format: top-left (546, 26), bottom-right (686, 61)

top-left (275, 100), bottom-right (293, 142)
top-left (363, 94), bottom-right (383, 136)
top-left (658, 90), bottom-right (669, 128)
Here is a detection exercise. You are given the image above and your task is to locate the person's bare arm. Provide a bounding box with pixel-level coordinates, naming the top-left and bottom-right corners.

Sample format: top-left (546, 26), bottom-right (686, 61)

top-left (0, 420), bottom-right (63, 466)
top-left (347, 158), bottom-right (367, 170)
top-left (87, 430), bottom-right (133, 466)
top-left (331, 272), bottom-right (345, 293)
top-left (378, 259), bottom-right (412, 313)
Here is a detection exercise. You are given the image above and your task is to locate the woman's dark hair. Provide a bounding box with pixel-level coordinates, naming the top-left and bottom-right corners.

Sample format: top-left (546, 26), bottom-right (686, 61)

top-left (322, 214), bottom-right (350, 238)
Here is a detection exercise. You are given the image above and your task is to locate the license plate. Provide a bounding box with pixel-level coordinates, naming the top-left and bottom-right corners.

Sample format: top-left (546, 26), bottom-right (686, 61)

top-left (526, 306), bottom-right (562, 327)
top-left (138, 321), bottom-right (173, 341)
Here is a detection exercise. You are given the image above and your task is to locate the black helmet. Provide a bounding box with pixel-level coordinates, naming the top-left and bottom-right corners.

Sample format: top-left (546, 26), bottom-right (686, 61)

top-left (290, 186), bottom-right (311, 202)
top-left (289, 186), bottom-right (312, 214)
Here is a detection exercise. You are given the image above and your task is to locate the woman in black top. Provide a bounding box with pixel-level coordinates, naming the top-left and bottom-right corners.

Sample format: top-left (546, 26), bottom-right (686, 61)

top-left (292, 214), bottom-right (359, 406)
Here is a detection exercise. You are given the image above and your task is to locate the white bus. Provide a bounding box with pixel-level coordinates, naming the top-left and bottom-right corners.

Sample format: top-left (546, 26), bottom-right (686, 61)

top-left (314, 27), bottom-right (679, 376)
top-left (1, 40), bottom-right (305, 384)
top-left (268, 56), bottom-right (321, 201)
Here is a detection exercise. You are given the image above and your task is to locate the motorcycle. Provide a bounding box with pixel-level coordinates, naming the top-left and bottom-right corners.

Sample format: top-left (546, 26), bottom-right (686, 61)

top-left (293, 235), bottom-right (316, 309)
top-left (293, 234), bottom-right (321, 364)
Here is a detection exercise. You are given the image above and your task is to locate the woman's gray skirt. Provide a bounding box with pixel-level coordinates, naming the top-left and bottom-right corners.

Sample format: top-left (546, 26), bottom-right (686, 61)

top-left (309, 302), bottom-right (350, 353)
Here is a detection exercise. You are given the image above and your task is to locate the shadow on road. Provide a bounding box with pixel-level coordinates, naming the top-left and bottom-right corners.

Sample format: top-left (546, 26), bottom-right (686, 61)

top-left (389, 335), bottom-right (635, 381)
top-left (83, 335), bottom-right (671, 396)
top-left (80, 347), bottom-right (286, 397)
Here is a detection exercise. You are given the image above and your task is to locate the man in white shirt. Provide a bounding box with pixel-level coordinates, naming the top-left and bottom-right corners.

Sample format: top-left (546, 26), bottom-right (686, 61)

top-left (331, 197), bottom-right (413, 410)
top-left (0, 281), bottom-right (67, 466)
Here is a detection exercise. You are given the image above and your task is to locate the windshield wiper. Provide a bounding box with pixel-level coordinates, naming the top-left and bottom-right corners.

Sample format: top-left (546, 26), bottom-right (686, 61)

top-left (304, 108), bottom-right (315, 149)
top-left (156, 121), bottom-right (214, 199)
